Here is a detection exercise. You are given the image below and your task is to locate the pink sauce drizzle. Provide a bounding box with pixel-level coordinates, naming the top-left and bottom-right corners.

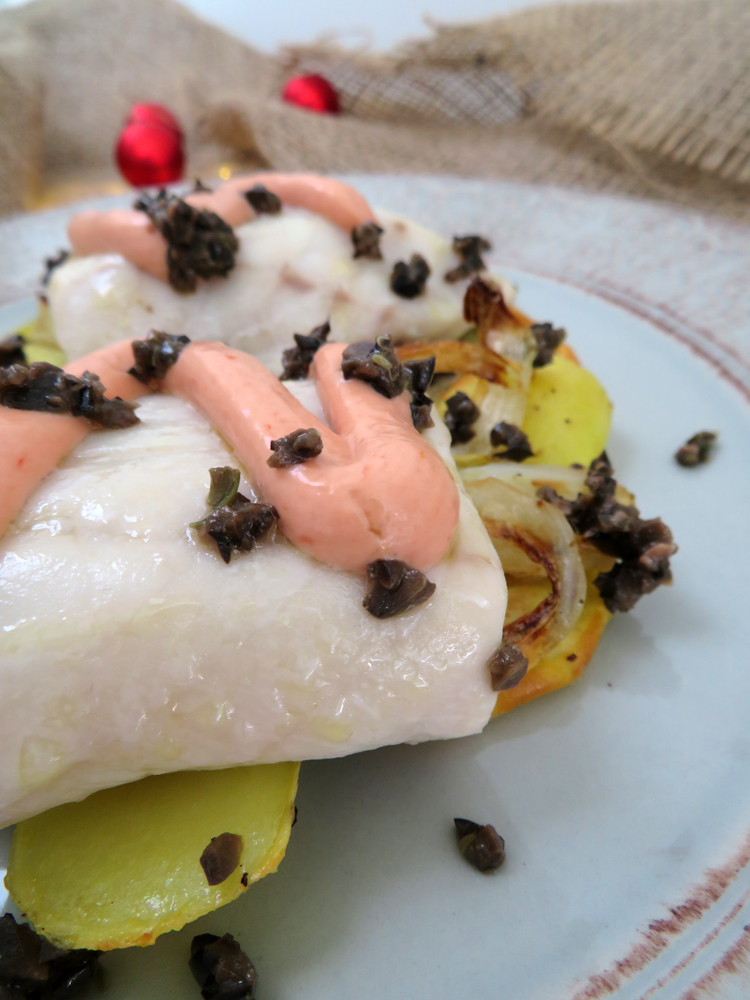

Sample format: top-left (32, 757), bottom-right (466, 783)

top-left (1, 341), bottom-right (459, 573)
top-left (0, 343), bottom-right (146, 540)
top-left (68, 174), bottom-right (376, 286)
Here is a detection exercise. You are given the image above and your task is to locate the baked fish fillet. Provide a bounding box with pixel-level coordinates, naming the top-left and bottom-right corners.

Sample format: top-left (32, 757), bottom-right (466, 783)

top-left (47, 208), bottom-right (514, 369)
top-left (0, 389), bottom-right (505, 827)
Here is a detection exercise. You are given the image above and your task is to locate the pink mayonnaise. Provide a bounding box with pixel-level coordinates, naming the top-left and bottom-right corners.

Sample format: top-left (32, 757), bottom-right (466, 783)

top-left (0, 342), bottom-right (146, 539)
top-left (2, 339), bottom-right (459, 574)
top-left (166, 342), bottom-right (459, 573)
top-left (68, 174), bottom-right (376, 287)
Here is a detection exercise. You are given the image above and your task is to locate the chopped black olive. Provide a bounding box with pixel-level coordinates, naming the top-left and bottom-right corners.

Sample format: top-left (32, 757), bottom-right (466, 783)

top-left (403, 356), bottom-right (435, 399)
top-left (192, 468), bottom-right (278, 563)
top-left (676, 430), bottom-right (717, 467)
top-left (0, 335), bottom-right (26, 369)
top-left (280, 321), bottom-right (330, 380)
top-left (531, 322), bottom-right (566, 368)
top-left (128, 330), bottom-right (190, 385)
top-left (487, 643), bottom-right (529, 691)
top-left (199, 833), bottom-right (244, 886)
top-left (444, 391), bottom-right (480, 445)
top-left (268, 428), bottom-right (323, 468)
top-left (243, 183), bottom-right (282, 215)
top-left (351, 221), bottom-right (384, 260)
top-left (444, 235), bottom-right (491, 283)
top-left (363, 559), bottom-right (436, 619)
top-left (191, 178), bottom-right (213, 193)
top-left (41, 249), bottom-right (70, 287)
top-left (403, 356), bottom-right (436, 430)
top-left (189, 933), bottom-right (258, 1000)
top-left (207, 467), bottom-right (241, 508)
top-left (390, 254), bottom-right (431, 299)
top-left (0, 914), bottom-right (100, 1000)
top-left (341, 336), bottom-right (404, 399)
top-left (490, 421), bottom-right (533, 462)
top-left (0, 362), bottom-right (139, 429)
top-left (538, 452), bottom-right (677, 613)
top-left (134, 189), bottom-right (239, 293)
top-left (454, 818), bottom-right (506, 872)
top-left (193, 499), bottom-right (279, 564)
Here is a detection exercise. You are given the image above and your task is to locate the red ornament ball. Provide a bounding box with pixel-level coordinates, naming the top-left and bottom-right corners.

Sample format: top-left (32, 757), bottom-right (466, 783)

top-left (115, 103), bottom-right (185, 188)
top-left (282, 74), bottom-right (340, 115)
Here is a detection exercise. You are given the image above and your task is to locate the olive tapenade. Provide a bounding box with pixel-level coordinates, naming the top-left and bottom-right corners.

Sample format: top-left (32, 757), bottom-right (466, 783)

top-left (445, 235), bottom-right (491, 283)
top-left (244, 184), bottom-right (282, 215)
top-left (134, 190), bottom-right (239, 293)
top-left (199, 833), bottom-right (244, 886)
top-left (0, 913), bottom-right (100, 1000)
top-left (487, 643), bottom-right (529, 691)
top-left (129, 330), bottom-right (190, 386)
top-left (341, 336), bottom-right (404, 399)
top-left (0, 334), bottom-right (27, 368)
top-left (207, 466), bottom-right (241, 508)
top-left (538, 452), bottom-right (677, 613)
top-left (268, 428), bottom-right (323, 468)
top-left (676, 431), bottom-right (717, 467)
top-left (191, 466), bottom-right (279, 564)
top-left (351, 221), bottom-right (384, 260)
top-left (454, 818), bottom-right (506, 872)
top-left (189, 933), bottom-right (257, 1000)
top-left (403, 356), bottom-right (436, 430)
top-left (444, 391), bottom-right (480, 445)
top-left (363, 559), bottom-right (436, 619)
top-left (0, 362), bottom-right (139, 429)
top-left (490, 421), bottom-right (533, 462)
top-left (280, 321), bottom-right (330, 380)
top-left (531, 322), bottom-right (566, 368)
top-left (41, 249), bottom-right (70, 287)
top-left (390, 254), bottom-right (431, 299)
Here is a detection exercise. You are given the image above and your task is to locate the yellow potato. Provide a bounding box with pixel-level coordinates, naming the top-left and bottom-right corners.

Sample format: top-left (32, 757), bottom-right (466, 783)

top-left (523, 354), bottom-right (612, 467)
top-left (6, 763), bottom-right (299, 951)
top-left (10, 305), bottom-right (67, 367)
top-left (493, 581), bottom-right (611, 716)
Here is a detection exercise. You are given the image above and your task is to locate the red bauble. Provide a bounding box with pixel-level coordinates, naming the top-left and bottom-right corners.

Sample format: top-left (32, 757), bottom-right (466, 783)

top-left (115, 103), bottom-right (185, 188)
top-left (127, 103), bottom-right (182, 133)
top-left (282, 74), bottom-right (340, 115)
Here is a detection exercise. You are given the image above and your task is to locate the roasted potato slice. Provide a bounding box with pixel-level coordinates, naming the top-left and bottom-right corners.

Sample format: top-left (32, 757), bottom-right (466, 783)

top-left (6, 763), bottom-right (299, 951)
top-left (523, 353), bottom-right (612, 467)
top-left (12, 301), bottom-right (67, 367)
top-left (494, 581), bottom-right (611, 715)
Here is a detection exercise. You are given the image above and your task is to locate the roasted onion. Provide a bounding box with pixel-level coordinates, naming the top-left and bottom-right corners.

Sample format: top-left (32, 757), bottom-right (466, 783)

top-left (464, 476), bottom-right (587, 661)
top-left (396, 339), bottom-right (521, 389)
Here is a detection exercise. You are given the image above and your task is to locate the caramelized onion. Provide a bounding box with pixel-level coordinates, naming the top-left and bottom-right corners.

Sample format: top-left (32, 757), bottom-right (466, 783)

top-left (396, 340), bottom-right (519, 389)
top-left (464, 477), bottom-right (586, 660)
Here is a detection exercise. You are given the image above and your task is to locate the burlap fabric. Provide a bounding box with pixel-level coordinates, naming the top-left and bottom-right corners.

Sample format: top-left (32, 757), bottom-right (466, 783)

top-left (1, 0), bottom-right (749, 222)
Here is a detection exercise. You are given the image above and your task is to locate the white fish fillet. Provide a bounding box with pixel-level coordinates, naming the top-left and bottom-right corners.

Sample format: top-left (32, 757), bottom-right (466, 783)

top-left (48, 208), bottom-right (516, 368)
top-left (0, 390), bottom-right (506, 826)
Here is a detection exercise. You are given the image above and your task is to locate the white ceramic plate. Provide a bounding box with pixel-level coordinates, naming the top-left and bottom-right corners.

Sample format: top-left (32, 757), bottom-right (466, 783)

top-left (2, 260), bottom-right (749, 1000)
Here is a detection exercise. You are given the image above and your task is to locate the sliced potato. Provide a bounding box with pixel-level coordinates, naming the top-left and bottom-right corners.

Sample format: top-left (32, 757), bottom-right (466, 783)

top-left (6, 763), bottom-right (299, 951)
top-left (523, 353), bottom-right (612, 467)
top-left (10, 303), bottom-right (67, 367)
top-left (493, 581), bottom-right (611, 716)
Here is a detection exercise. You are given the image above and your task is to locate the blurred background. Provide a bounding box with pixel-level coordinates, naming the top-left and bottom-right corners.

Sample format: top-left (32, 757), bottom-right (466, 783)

top-left (0, 0), bottom-right (747, 222)
top-left (0, 0), bottom-right (633, 55)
